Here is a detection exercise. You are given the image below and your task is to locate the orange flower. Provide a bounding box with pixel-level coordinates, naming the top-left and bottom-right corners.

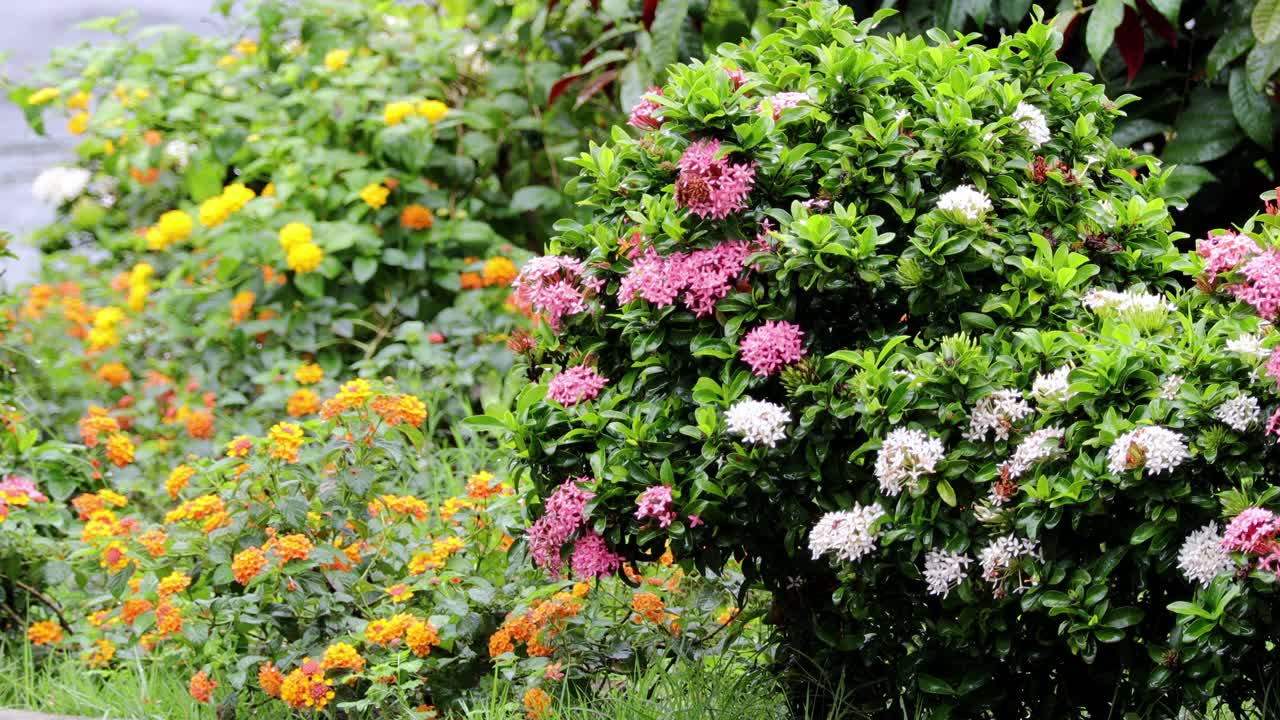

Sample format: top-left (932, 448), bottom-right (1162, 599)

top-left (460, 271), bottom-right (485, 290)
top-left (399, 204), bottom-right (435, 230)
top-left (465, 471), bottom-right (503, 499)
top-left (483, 257), bottom-right (518, 287)
top-left (295, 363), bottom-right (324, 384)
top-left (100, 541), bottom-right (131, 573)
top-left (165, 494), bottom-right (226, 524)
top-left (364, 613), bottom-right (412, 646)
top-left (157, 571), bottom-right (191, 597)
top-left (188, 670), bottom-right (217, 703)
top-left (372, 393), bottom-right (427, 426)
top-left (630, 592), bottom-right (666, 625)
top-left (523, 687), bottom-right (551, 719)
top-left (287, 388), bottom-right (320, 417)
top-left (85, 638), bottom-right (116, 668)
top-left (233, 547), bottom-right (268, 585)
top-left (321, 642), bottom-right (365, 672)
top-left (105, 432), bottom-right (135, 467)
top-left (275, 533), bottom-right (313, 563)
top-left (155, 598), bottom-right (182, 636)
top-left (488, 628), bottom-right (515, 657)
top-left (165, 465), bottom-right (195, 499)
top-left (138, 527), bottom-right (168, 558)
top-left (405, 619), bottom-right (440, 656)
top-left (185, 409), bottom-right (214, 439)
top-left (268, 421), bottom-right (304, 462)
top-left (258, 662), bottom-right (285, 697)
top-left (280, 659), bottom-right (334, 710)
top-left (230, 290), bottom-right (256, 324)
top-left (26, 620), bottom-right (62, 646)
top-left (121, 598), bottom-right (153, 624)
top-left (384, 583), bottom-right (414, 603)
top-left (225, 435), bottom-right (254, 458)
top-left (97, 362), bottom-right (130, 387)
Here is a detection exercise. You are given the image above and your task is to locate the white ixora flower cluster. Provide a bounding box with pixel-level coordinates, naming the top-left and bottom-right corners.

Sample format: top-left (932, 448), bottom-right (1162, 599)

top-left (979, 534), bottom-right (1039, 590)
top-left (874, 427), bottom-right (946, 495)
top-left (1216, 395), bottom-right (1262, 432)
top-left (724, 398), bottom-right (791, 447)
top-left (1225, 332), bottom-right (1268, 358)
top-left (998, 427), bottom-right (1067, 480)
top-left (32, 165), bottom-right (91, 206)
top-left (924, 549), bottom-right (971, 597)
top-left (1159, 374), bottom-right (1185, 401)
top-left (964, 389), bottom-right (1033, 442)
top-left (1012, 102), bottom-right (1050, 147)
top-left (1177, 522), bottom-right (1235, 587)
top-left (1082, 289), bottom-right (1175, 323)
top-left (808, 503), bottom-right (886, 563)
top-left (936, 184), bottom-right (992, 224)
top-left (1030, 365), bottom-right (1073, 406)
top-left (1107, 426), bottom-right (1189, 475)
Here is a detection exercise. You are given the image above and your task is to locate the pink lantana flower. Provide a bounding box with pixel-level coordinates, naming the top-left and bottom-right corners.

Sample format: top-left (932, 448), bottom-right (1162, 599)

top-left (739, 320), bottom-right (806, 377)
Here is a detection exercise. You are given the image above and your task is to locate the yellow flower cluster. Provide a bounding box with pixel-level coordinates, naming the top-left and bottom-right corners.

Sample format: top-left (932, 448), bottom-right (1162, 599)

top-left (408, 536), bottom-right (466, 574)
top-left (278, 222), bottom-right (323, 274)
top-left (199, 183), bottom-right (256, 227)
top-left (359, 183), bottom-right (389, 209)
top-left (146, 210), bottom-right (194, 251)
top-left (382, 99), bottom-right (449, 126)
top-left (323, 49), bottom-right (349, 71)
top-left (126, 262), bottom-right (153, 312)
top-left (295, 363), bottom-right (324, 384)
top-left (268, 421), bottom-right (304, 463)
top-left (87, 306), bottom-right (125, 353)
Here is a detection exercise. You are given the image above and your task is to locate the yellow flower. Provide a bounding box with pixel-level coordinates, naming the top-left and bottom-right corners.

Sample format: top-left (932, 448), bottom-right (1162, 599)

top-left (324, 49), bottom-right (350, 71)
top-left (417, 99), bottom-right (448, 123)
top-left (321, 642), bottom-right (365, 672)
top-left (262, 182), bottom-right (276, 197)
top-left (67, 112), bottom-right (90, 135)
top-left (268, 421), bottom-right (305, 463)
top-left (150, 209), bottom-right (194, 250)
top-left (360, 184), bottom-right (389, 209)
top-left (286, 243), bottom-right (324, 274)
top-left (295, 363), bottom-right (324, 384)
top-left (67, 90), bottom-right (91, 111)
top-left (385, 583), bottom-right (414, 603)
top-left (199, 195), bottom-right (234, 228)
top-left (234, 38), bottom-right (259, 56)
top-left (216, 55), bottom-right (239, 69)
top-left (222, 183), bottom-right (256, 211)
top-left (382, 101), bottom-right (415, 126)
top-left (27, 87), bottom-right (60, 106)
top-left (278, 222), bottom-right (313, 252)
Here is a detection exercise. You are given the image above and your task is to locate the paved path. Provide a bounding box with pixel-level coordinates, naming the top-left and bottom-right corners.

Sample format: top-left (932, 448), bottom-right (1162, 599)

top-left (0, 2), bottom-right (219, 288)
top-left (0, 712), bottom-right (98, 720)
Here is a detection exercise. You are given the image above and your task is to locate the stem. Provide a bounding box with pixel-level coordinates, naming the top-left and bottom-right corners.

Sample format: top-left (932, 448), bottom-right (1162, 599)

top-left (12, 578), bottom-right (70, 633)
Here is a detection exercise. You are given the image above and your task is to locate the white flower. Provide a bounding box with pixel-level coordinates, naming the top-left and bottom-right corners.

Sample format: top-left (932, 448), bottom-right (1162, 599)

top-left (1215, 395), bottom-right (1261, 432)
top-left (964, 389), bottom-right (1033, 443)
top-left (808, 503), bottom-right (885, 563)
top-left (1177, 522), bottom-right (1234, 587)
top-left (874, 427), bottom-right (946, 495)
top-left (936, 184), bottom-right (993, 224)
top-left (979, 534), bottom-right (1038, 589)
top-left (88, 176), bottom-right (118, 209)
top-left (32, 166), bottom-right (91, 206)
top-left (1159, 375), bottom-right (1185, 401)
top-left (1030, 365), bottom-right (1073, 406)
top-left (1107, 426), bottom-right (1189, 475)
top-left (164, 140), bottom-right (196, 169)
top-left (724, 398), bottom-right (791, 447)
top-left (1226, 333), bottom-right (1268, 358)
top-left (894, 109), bottom-right (909, 123)
top-left (1083, 289), bottom-right (1175, 319)
top-left (999, 427), bottom-right (1066, 480)
top-left (924, 549), bottom-right (971, 597)
top-left (1012, 102), bottom-right (1050, 147)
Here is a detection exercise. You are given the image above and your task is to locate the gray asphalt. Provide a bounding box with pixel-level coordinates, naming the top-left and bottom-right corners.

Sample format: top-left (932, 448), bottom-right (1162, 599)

top-left (0, 1), bottom-right (219, 288)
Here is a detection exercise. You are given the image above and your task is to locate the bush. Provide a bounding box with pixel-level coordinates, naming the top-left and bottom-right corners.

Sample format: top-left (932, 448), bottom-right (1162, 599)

top-left (494, 3), bottom-right (1280, 714)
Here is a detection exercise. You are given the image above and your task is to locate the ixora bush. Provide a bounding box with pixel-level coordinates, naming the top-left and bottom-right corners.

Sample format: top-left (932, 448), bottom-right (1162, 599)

top-left (489, 2), bottom-right (1280, 714)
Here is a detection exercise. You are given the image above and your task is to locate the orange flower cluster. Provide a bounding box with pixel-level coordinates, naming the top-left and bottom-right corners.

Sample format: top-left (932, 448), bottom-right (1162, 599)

top-left (268, 421), bottom-right (304, 462)
top-left (27, 620), bottom-right (63, 645)
top-left (320, 642), bottom-right (365, 673)
top-left (465, 470), bottom-right (510, 499)
top-left (371, 494), bottom-right (430, 521)
top-left (295, 362), bottom-right (324, 384)
top-left (523, 687), bottom-right (551, 719)
top-left (461, 256), bottom-right (519, 290)
top-left (157, 571), bottom-right (191, 597)
top-left (280, 658), bottom-right (334, 710)
top-left (164, 494), bottom-right (226, 526)
top-left (405, 619), bottom-right (440, 656)
top-left (385, 583), bottom-right (414, 603)
top-left (165, 465), bottom-right (196, 499)
top-left (85, 638), bottom-right (116, 668)
top-left (364, 613), bottom-right (413, 646)
top-left (154, 598), bottom-right (183, 637)
top-left (233, 547), bottom-right (268, 585)
top-left (138, 527), bottom-right (168, 558)
top-left (189, 670), bottom-right (217, 703)
top-left (97, 362), bottom-right (130, 387)
top-left (186, 409), bottom-right (215, 440)
top-left (230, 290), bottom-right (256, 324)
top-left (120, 598), bottom-right (153, 624)
top-left (258, 662), bottom-right (285, 697)
top-left (271, 533), bottom-right (313, 563)
top-left (370, 393), bottom-right (427, 426)
top-left (225, 434), bottom-right (254, 458)
top-left (408, 536), bottom-right (466, 574)
top-left (319, 378), bottom-right (373, 419)
top-left (630, 591), bottom-right (680, 634)
top-left (105, 432), bottom-right (135, 467)
top-left (79, 407), bottom-right (120, 447)
top-left (399, 203), bottom-right (435, 230)
top-left (489, 591), bottom-right (583, 658)
top-left (287, 388), bottom-right (320, 416)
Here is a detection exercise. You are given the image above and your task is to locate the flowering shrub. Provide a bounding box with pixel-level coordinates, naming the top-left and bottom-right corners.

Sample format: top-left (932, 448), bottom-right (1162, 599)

top-left (492, 4), bottom-right (1280, 714)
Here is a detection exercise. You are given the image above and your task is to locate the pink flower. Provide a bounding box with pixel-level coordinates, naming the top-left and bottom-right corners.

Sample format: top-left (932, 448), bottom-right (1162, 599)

top-left (1230, 250), bottom-right (1280, 320)
top-left (617, 240), bottom-right (758, 317)
top-left (1223, 507), bottom-right (1280, 555)
top-left (0, 475), bottom-right (47, 504)
top-left (511, 255), bottom-right (594, 329)
top-left (760, 91), bottom-right (809, 120)
top-left (739, 320), bottom-right (806, 377)
top-left (1267, 408), bottom-right (1280, 442)
top-left (687, 514), bottom-right (703, 528)
top-left (570, 532), bottom-right (622, 579)
top-left (725, 67), bottom-right (746, 89)
top-left (527, 477), bottom-right (595, 577)
top-left (675, 140), bottom-right (756, 220)
top-left (1197, 232), bottom-right (1260, 283)
top-left (547, 366), bottom-right (608, 406)
top-left (1268, 348), bottom-right (1280, 389)
top-left (635, 485), bottom-right (676, 528)
top-left (627, 87), bottom-right (664, 130)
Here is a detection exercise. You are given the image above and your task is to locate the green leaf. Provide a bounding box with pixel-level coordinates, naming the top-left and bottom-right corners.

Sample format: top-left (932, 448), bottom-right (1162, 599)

top-left (352, 256), bottom-right (378, 284)
top-left (1255, 0), bottom-right (1280, 44)
top-left (648, 0), bottom-right (690, 77)
top-left (1167, 601), bottom-right (1213, 619)
top-left (1247, 42), bottom-right (1280, 91)
top-left (1162, 89), bottom-right (1243, 164)
top-left (1229, 67), bottom-right (1275, 149)
top-left (1086, 0), bottom-right (1125, 70)
top-left (509, 186), bottom-right (562, 214)
top-left (936, 479), bottom-right (957, 507)
top-left (1147, 0), bottom-right (1180, 21)
top-left (1103, 606), bottom-right (1145, 628)
top-left (185, 157), bottom-right (226, 202)
top-left (294, 272), bottom-right (324, 298)
top-left (1206, 24), bottom-right (1255, 77)
top-left (918, 674), bottom-right (955, 695)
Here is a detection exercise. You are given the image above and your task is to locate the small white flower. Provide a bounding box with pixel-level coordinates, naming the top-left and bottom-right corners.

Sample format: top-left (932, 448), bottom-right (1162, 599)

top-left (1083, 289), bottom-right (1175, 330)
top-left (724, 398), bottom-right (791, 447)
top-left (1107, 426), bottom-right (1189, 476)
top-left (1177, 522), bottom-right (1233, 587)
top-left (1012, 102), bottom-right (1050, 147)
top-left (1159, 375), bottom-right (1185, 401)
top-left (32, 165), bottom-right (91, 206)
top-left (964, 389), bottom-right (1033, 443)
top-left (924, 549), bottom-right (971, 597)
top-left (979, 534), bottom-right (1038, 590)
top-left (874, 427), bottom-right (946, 495)
top-left (936, 184), bottom-right (993, 224)
top-left (809, 503), bottom-right (886, 563)
top-left (999, 427), bottom-right (1066, 480)
top-left (88, 176), bottom-right (118, 208)
top-left (894, 109), bottom-right (909, 123)
top-left (1215, 395), bottom-right (1261, 432)
top-left (1226, 333), bottom-right (1268, 358)
top-left (1030, 365), bottom-right (1073, 406)
top-left (164, 140), bottom-right (197, 169)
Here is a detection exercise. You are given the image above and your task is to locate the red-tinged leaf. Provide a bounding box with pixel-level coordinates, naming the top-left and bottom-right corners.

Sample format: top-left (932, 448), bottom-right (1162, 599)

top-left (574, 69), bottom-right (620, 109)
top-left (1116, 6), bottom-right (1146, 84)
top-left (642, 0), bottom-right (660, 29)
top-left (1138, 0), bottom-right (1178, 47)
top-left (548, 0), bottom-right (560, 13)
top-left (548, 72), bottom-right (587, 106)
top-left (1058, 12), bottom-right (1083, 57)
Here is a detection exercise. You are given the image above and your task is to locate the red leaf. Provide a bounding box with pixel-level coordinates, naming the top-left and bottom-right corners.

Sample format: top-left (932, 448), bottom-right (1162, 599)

top-left (548, 71), bottom-right (587, 106)
top-left (574, 69), bottom-right (620, 109)
top-left (642, 0), bottom-right (660, 29)
top-left (1115, 6), bottom-right (1146, 84)
top-left (548, 0), bottom-right (560, 13)
top-left (1137, 0), bottom-right (1178, 48)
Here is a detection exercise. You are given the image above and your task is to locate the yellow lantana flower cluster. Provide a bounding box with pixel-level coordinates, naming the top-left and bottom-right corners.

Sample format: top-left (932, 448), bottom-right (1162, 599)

top-left (382, 99), bottom-right (449, 126)
top-left (146, 210), bottom-right (194, 251)
top-left (199, 183), bottom-right (256, 228)
top-left (278, 222), bottom-right (323, 274)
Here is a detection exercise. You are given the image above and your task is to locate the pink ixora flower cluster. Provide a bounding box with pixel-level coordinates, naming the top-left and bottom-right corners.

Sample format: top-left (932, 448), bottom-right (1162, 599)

top-left (627, 87), bottom-right (664, 130)
top-left (510, 255), bottom-right (602, 329)
top-left (527, 477), bottom-right (620, 578)
top-left (634, 485), bottom-right (677, 528)
top-left (1198, 232), bottom-right (1262, 283)
top-left (739, 320), bottom-right (806, 377)
top-left (674, 140), bottom-right (756, 220)
top-left (1232, 251), bottom-right (1280, 320)
top-left (547, 365), bottom-right (608, 407)
top-left (759, 91), bottom-right (809, 120)
top-left (617, 240), bottom-right (758, 317)
top-left (1223, 507), bottom-right (1280, 575)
